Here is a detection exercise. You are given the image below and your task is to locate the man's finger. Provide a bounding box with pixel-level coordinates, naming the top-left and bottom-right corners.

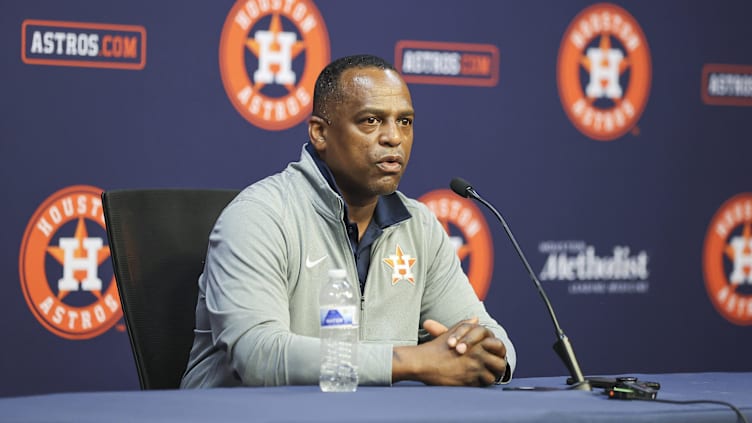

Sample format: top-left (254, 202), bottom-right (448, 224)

top-left (456, 343), bottom-right (467, 354)
top-left (422, 319), bottom-right (448, 337)
top-left (480, 337), bottom-right (507, 358)
top-left (456, 325), bottom-right (495, 349)
top-left (449, 317), bottom-right (480, 352)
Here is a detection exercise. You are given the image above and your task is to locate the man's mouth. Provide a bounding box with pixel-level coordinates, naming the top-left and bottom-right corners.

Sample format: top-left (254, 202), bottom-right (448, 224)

top-left (376, 155), bottom-right (404, 173)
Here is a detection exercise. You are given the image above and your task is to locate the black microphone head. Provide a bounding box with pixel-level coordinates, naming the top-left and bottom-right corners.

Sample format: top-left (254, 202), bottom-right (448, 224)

top-left (450, 177), bottom-right (473, 198)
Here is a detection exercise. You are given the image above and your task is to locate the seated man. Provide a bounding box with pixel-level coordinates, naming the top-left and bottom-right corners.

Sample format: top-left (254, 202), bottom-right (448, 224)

top-left (181, 54), bottom-right (515, 388)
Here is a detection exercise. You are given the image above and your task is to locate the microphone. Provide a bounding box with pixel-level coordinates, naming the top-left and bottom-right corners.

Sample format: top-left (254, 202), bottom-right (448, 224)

top-left (450, 177), bottom-right (590, 391)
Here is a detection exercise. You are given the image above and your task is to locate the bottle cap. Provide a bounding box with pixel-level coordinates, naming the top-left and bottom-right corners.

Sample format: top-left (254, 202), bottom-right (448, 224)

top-left (328, 268), bottom-right (347, 279)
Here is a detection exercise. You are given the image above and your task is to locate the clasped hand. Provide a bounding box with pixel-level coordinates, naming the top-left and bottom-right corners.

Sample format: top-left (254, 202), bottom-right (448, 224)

top-left (393, 317), bottom-right (507, 386)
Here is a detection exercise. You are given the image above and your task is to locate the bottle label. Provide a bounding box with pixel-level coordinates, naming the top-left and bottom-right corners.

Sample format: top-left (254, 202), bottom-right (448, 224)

top-left (320, 306), bottom-right (358, 327)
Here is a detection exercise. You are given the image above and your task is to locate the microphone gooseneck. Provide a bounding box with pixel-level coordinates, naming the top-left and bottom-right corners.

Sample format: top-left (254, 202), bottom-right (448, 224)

top-left (450, 177), bottom-right (589, 390)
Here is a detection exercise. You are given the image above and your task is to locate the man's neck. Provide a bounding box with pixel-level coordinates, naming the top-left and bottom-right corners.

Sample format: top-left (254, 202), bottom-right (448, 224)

top-left (344, 197), bottom-right (378, 242)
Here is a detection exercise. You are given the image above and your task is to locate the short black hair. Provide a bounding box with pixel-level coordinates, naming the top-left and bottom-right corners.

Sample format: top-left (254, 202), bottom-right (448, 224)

top-left (312, 54), bottom-right (396, 121)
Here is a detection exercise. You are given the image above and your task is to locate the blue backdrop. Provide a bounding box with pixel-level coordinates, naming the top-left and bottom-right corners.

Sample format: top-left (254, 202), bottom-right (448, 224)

top-left (3, 0), bottom-right (751, 397)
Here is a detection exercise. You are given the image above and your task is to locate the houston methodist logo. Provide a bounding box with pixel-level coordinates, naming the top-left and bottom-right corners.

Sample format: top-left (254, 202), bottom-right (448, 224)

top-left (21, 19), bottom-right (146, 70)
top-left (219, 0), bottom-right (330, 131)
top-left (557, 3), bottom-right (651, 141)
top-left (19, 186), bottom-right (122, 339)
top-left (419, 190), bottom-right (494, 299)
top-left (703, 193), bottom-right (752, 325)
top-left (538, 240), bottom-right (650, 295)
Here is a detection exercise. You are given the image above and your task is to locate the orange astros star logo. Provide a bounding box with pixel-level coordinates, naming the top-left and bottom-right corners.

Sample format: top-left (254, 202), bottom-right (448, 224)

top-left (218, 0), bottom-right (330, 131)
top-left (19, 185), bottom-right (123, 339)
top-left (557, 3), bottom-right (652, 141)
top-left (703, 193), bottom-right (752, 326)
top-left (383, 245), bottom-right (417, 285)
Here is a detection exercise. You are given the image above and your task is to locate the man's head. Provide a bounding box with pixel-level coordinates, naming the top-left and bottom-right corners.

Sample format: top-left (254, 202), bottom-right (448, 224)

top-left (312, 55), bottom-right (396, 122)
top-left (309, 54), bottom-right (414, 207)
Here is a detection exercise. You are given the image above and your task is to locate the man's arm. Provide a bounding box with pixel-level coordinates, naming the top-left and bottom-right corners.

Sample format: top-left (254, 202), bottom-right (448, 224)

top-left (407, 201), bottom-right (516, 385)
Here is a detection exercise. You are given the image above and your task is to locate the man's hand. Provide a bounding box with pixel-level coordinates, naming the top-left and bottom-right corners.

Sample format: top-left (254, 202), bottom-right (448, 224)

top-left (424, 317), bottom-right (476, 354)
top-left (392, 318), bottom-right (507, 386)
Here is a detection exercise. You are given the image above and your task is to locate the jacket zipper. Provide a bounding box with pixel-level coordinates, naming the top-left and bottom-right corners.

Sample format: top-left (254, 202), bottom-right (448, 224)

top-left (337, 204), bottom-right (365, 339)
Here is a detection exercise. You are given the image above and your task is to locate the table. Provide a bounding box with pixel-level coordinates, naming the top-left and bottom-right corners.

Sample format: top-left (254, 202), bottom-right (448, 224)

top-left (1, 372), bottom-right (750, 422)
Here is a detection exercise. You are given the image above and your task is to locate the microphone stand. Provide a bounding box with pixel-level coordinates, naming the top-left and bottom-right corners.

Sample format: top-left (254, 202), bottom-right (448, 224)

top-left (457, 181), bottom-right (590, 391)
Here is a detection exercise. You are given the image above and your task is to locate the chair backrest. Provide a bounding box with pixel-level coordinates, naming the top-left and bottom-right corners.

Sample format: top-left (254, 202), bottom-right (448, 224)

top-left (102, 188), bottom-right (240, 390)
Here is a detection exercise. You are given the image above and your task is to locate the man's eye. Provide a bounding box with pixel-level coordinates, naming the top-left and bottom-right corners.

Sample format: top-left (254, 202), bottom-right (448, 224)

top-left (365, 117), bottom-right (380, 124)
top-left (399, 118), bottom-right (413, 126)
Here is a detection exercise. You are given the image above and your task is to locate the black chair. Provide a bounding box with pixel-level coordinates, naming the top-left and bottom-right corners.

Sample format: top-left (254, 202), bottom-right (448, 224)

top-left (102, 188), bottom-right (240, 390)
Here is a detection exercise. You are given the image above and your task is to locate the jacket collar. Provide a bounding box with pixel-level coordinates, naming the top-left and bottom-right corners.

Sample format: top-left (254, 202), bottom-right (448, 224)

top-left (300, 143), bottom-right (410, 228)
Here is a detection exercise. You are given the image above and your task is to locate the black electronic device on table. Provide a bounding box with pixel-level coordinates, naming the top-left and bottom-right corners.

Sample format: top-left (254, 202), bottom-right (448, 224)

top-left (567, 376), bottom-right (660, 400)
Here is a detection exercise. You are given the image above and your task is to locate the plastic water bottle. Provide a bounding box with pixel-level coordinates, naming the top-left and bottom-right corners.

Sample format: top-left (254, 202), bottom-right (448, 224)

top-left (319, 268), bottom-right (359, 392)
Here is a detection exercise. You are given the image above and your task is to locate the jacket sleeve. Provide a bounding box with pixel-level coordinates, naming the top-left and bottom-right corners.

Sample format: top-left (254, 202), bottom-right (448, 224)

top-left (416, 203), bottom-right (517, 381)
top-left (202, 198), bottom-right (392, 386)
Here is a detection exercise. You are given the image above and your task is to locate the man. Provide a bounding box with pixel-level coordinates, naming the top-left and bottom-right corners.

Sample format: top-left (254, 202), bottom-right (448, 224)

top-left (181, 54), bottom-right (515, 388)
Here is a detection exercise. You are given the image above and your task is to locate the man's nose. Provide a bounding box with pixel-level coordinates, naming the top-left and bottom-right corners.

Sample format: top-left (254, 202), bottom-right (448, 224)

top-left (379, 120), bottom-right (402, 146)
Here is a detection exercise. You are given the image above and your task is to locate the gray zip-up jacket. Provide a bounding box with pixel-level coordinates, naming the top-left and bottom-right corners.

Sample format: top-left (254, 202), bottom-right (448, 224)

top-left (180, 146), bottom-right (516, 388)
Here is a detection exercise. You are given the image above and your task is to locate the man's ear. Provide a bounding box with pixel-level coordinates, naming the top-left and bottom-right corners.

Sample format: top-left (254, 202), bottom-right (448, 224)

top-left (308, 115), bottom-right (327, 153)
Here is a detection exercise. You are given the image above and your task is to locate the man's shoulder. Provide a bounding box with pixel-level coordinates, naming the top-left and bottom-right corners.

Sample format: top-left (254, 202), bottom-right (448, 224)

top-left (394, 191), bottom-right (433, 219)
top-left (236, 163), bottom-right (306, 204)
top-left (389, 191), bottom-right (447, 238)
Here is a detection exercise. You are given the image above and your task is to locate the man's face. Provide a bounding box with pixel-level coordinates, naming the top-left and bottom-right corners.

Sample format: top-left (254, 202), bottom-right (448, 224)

top-left (315, 67), bottom-right (414, 206)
